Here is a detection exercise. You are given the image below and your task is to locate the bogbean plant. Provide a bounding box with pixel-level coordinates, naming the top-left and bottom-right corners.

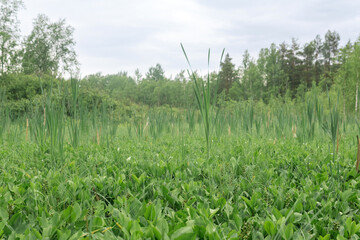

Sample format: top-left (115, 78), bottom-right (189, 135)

top-left (1, 108), bottom-right (360, 239)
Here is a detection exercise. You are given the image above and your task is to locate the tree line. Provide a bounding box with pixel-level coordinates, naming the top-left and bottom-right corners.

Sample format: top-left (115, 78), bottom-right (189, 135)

top-left (1, 0), bottom-right (360, 116)
top-left (0, 0), bottom-right (77, 77)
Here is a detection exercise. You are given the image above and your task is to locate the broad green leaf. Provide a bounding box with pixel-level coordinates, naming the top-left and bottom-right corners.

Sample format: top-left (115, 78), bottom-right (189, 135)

top-left (336, 235), bottom-right (347, 240)
top-left (241, 196), bottom-right (254, 214)
top-left (224, 202), bottom-right (233, 219)
top-left (272, 208), bottom-right (283, 220)
top-left (264, 220), bottom-right (276, 236)
top-left (0, 222), bottom-right (4, 231)
top-left (70, 202), bottom-right (81, 223)
top-left (0, 208), bottom-right (8, 221)
top-left (32, 228), bottom-right (42, 239)
top-left (282, 224), bottom-right (293, 240)
top-left (157, 218), bottom-right (169, 236)
top-left (152, 226), bottom-right (162, 240)
top-left (209, 208), bottom-right (219, 219)
top-left (171, 226), bottom-right (196, 240)
top-left (318, 234), bottom-right (330, 240)
top-left (233, 214), bottom-right (243, 229)
top-left (61, 206), bottom-right (73, 222)
top-left (294, 201), bottom-right (303, 212)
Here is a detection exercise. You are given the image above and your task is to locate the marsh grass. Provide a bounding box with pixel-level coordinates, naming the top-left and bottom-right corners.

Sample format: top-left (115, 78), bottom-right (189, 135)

top-left (2, 78), bottom-right (360, 238)
top-left (0, 88), bottom-right (8, 143)
top-left (68, 78), bottom-right (80, 148)
top-left (321, 91), bottom-right (341, 185)
top-left (181, 43), bottom-right (224, 158)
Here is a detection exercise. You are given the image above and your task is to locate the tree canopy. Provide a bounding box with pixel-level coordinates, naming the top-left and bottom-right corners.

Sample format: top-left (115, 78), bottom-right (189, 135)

top-left (1, 0), bottom-right (360, 115)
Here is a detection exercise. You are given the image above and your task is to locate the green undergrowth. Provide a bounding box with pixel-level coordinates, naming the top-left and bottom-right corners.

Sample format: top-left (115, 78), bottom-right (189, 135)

top-left (1, 132), bottom-right (360, 239)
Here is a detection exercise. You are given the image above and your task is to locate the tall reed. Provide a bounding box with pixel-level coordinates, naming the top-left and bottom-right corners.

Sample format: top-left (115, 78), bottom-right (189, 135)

top-left (69, 78), bottom-right (80, 148)
top-left (181, 43), bottom-right (224, 158)
top-left (0, 88), bottom-right (8, 142)
top-left (322, 92), bottom-right (340, 182)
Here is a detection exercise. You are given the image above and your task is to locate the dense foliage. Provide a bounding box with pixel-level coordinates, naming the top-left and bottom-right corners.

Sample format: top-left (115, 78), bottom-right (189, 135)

top-left (2, 0), bottom-right (360, 239)
top-left (1, 89), bottom-right (360, 239)
top-left (1, 0), bottom-right (360, 113)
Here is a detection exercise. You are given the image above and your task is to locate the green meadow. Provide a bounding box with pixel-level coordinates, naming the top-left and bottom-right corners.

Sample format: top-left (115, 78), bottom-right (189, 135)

top-left (1, 83), bottom-right (360, 239)
top-left (2, 1), bottom-right (360, 238)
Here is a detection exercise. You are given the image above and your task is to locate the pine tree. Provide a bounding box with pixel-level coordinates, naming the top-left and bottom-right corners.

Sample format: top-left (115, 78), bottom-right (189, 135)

top-left (218, 53), bottom-right (238, 98)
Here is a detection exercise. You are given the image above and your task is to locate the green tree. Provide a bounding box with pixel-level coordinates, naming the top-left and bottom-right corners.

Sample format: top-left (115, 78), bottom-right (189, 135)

top-left (313, 35), bottom-right (324, 84)
top-left (218, 53), bottom-right (238, 98)
top-left (321, 30), bottom-right (340, 89)
top-left (278, 39), bottom-right (302, 97)
top-left (134, 68), bottom-right (142, 82)
top-left (137, 79), bottom-right (157, 106)
top-left (0, 0), bottom-right (23, 75)
top-left (239, 50), bottom-right (263, 100)
top-left (145, 63), bottom-right (165, 81)
top-left (300, 41), bottom-right (316, 89)
top-left (258, 44), bottom-right (288, 101)
top-left (323, 30), bottom-right (340, 74)
top-left (106, 72), bottom-right (137, 103)
top-left (22, 14), bottom-right (78, 77)
top-left (244, 61), bottom-right (263, 100)
top-left (335, 39), bottom-right (360, 113)
top-left (352, 41), bottom-right (360, 112)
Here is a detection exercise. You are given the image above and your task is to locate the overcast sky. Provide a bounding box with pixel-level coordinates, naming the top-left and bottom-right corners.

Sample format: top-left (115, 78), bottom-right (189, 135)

top-left (19, 0), bottom-right (360, 78)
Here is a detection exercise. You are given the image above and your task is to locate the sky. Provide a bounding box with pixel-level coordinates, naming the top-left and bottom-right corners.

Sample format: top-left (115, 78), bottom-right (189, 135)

top-left (18, 0), bottom-right (360, 78)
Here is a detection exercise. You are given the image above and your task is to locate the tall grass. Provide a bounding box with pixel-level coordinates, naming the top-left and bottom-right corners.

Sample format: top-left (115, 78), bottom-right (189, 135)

top-left (322, 92), bottom-right (340, 182)
top-left (181, 43), bottom-right (224, 158)
top-left (0, 88), bottom-right (8, 143)
top-left (186, 108), bottom-right (196, 134)
top-left (69, 78), bottom-right (80, 148)
top-left (45, 95), bottom-right (65, 164)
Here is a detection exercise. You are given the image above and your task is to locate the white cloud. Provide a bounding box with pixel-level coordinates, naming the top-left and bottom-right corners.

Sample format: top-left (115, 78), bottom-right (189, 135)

top-left (19, 0), bottom-right (360, 77)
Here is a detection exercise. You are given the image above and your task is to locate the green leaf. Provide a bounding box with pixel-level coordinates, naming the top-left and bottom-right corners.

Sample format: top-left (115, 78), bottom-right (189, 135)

top-left (70, 203), bottom-right (81, 223)
top-left (32, 228), bottom-right (42, 239)
top-left (0, 222), bottom-right (4, 231)
top-left (282, 224), bottom-right (293, 240)
top-left (171, 226), bottom-right (196, 240)
top-left (224, 202), bottom-right (233, 219)
top-left (152, 226), bottom-right (162, 240)
top-left (130, 220), bottom-right (142, 235)
top-left (336, 235), bottom-right (347, 240)
top-left (144, 203), bottom-right (155, 221)
top-left (61, 206), bottom-right (73, 222)
top-left (58, 229), bottom-right (72, 240)
top-left (264, 220), bottom-right (276, 236)
top-left (68, 231), bottom-right (84, 240)
top-left (233, 214), bottom-right (243, 229)
top-left (318, 234), bottom-right (330, 240)
top-left (345, 217), bottom-right (360, 236)
top-left (345, 217), bottom-right (352, 234)
top-left (92, 216), bottom-right (104, 228)
top-left (272, 207), bottom-right (283, 220)
top-left (293, 212), bottom-right (302, 223)
top-left (132, 174), bottom-right (140, 184)
top-left (157, 218), bottom-right (169, 236)
top-left (241, 196), bottom-right (254, 214)
top-left (0, 208), bottom-right (8, 221)
top-left (130, 198), bottom-right (142, 218)
top-left (294, 201), bottom-right (303, 212)
top-left (209, 208), bottom-right (219, 219)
